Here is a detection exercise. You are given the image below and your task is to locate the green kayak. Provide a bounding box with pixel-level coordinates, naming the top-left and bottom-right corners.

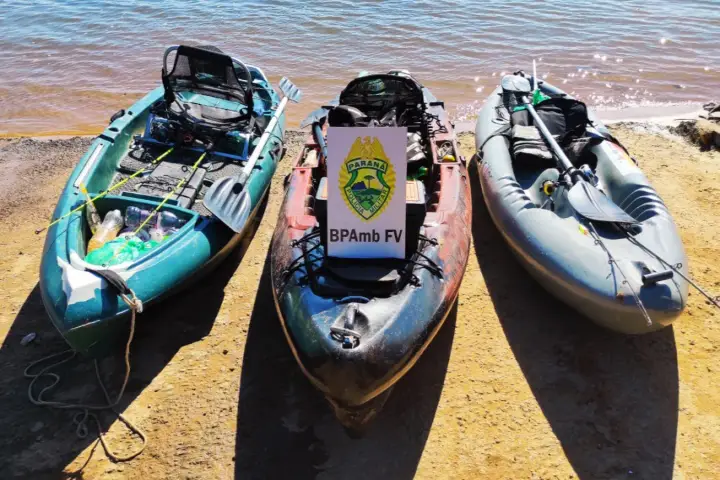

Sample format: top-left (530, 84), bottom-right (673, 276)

top-left (39, 45), bottom-right (291, 356)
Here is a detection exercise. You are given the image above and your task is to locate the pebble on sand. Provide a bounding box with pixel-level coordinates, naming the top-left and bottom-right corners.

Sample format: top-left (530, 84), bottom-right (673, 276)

top-left (20, 332), bottom-right (36, 346)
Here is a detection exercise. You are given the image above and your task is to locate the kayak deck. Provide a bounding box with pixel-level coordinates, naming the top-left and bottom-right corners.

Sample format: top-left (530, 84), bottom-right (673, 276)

top-left (113, 144), bottom-right (249, 216)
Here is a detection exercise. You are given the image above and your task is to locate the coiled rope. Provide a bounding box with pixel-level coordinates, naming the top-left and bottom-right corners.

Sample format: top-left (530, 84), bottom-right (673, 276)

top-left (24, 290), bottom-right (147, 463)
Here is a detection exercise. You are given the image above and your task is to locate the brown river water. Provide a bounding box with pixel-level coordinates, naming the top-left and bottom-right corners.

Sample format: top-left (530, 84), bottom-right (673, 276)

top-left (0, 0), bottom-right (718, 136)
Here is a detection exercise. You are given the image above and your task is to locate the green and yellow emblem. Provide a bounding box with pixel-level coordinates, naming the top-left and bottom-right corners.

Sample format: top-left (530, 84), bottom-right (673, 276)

top-left (338, 136), bottom-right (396, 221)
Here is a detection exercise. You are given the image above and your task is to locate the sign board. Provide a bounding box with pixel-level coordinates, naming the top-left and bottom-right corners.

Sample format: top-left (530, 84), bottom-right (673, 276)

top-left (326, 126), bottom-right (407, 259)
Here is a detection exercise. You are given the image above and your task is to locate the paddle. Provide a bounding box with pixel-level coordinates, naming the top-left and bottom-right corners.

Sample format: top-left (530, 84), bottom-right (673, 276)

top-left (515, 64), bottom-right (653, 324)
top-left (516, 63), bottom-right (637, 225)
top-left (203, 77), bottom-right (301, 232)
top-left (312, 123), bottom-right (328, 160)
top-left (299, 97), bottom-right (338, 129)
top-left (297, 71), bottom-right (371, 129)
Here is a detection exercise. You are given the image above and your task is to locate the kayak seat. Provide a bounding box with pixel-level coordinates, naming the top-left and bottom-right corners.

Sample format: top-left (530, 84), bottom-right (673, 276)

top-left (168, 98), bottom-right (248, 128)
top-left (511, 124), bottom-right (553, 166)
top-left (162, 45), bottom-right (254, 133)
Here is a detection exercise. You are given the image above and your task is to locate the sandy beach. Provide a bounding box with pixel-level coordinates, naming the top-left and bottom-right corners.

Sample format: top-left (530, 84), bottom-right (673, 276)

top-left (0, 124), bottom-right (718, 479)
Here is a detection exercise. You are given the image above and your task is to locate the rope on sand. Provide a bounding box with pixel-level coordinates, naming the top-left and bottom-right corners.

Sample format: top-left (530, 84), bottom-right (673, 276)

top-left (24, 291), bottom-right (147, 463)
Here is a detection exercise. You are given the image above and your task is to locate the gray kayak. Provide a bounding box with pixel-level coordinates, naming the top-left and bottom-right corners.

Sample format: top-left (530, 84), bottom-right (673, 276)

top-left (474, 75), bottom-right (688, 334)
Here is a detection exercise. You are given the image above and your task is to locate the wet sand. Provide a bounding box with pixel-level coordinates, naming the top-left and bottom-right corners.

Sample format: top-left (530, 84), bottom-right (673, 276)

top-left (0, 126), bottom-right (718, 479)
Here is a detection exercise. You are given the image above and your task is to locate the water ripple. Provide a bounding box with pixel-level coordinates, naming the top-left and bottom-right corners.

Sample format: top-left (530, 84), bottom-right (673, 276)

top-left (0, 0), bottom-right (718, 134)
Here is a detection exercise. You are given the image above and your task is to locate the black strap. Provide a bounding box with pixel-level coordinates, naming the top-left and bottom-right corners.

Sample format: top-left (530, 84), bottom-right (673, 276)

top-left (161, 69), bottom-right (175, 105)
top-left (90, 269), bottom-right (132, 296)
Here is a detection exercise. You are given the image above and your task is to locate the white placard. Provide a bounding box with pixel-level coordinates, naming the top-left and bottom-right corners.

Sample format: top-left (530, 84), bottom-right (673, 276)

top-left (327, 127), bottom-right (407, 259)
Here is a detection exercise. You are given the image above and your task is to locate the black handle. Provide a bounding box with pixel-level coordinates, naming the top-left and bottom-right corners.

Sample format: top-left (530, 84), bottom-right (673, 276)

top-left (110, 109), bottom-right (125, 124)
top-left (642, 270), bottom-right (674, 286)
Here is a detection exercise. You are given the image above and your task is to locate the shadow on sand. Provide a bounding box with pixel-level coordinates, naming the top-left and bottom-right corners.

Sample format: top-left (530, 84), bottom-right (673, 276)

top-left (0, 199), bottom-right (269, 478)
top-left (469, 164), bottom-right (678, 479)
top-left (234, 255), bottom-right (457, 480)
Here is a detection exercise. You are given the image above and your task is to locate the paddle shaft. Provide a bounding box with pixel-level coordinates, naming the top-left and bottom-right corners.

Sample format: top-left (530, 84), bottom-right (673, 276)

top-left (240, 96), bottom-right (289, 179)
top-left (313, 123), bottom-right (328, 160)
top-left (521, 95), bottom-right (576, 175)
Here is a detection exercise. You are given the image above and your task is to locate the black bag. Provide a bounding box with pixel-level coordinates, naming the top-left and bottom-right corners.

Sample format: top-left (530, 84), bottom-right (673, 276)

top-left (509, 97), bottom-right (597, 167)
top-left (511, 97), bottom-right (589, 145)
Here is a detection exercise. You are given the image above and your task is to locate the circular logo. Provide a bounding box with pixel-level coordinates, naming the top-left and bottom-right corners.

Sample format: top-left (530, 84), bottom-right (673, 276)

top-left (338, 136), bottom-right (396, 222)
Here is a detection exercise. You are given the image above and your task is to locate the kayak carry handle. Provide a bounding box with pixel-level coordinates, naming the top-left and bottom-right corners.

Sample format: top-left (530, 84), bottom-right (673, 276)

top-left (642, 270), bottom-right (674, 286)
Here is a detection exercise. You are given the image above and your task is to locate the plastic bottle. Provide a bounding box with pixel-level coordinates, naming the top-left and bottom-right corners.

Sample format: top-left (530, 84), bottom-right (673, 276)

top-left (87, 210), bottom-right (123, 253)
top-left (124, 206), bottom-right (152, 230)
top-left (148, 227), bottom-right (165, 243)
top-left (125, 206), bottom-right (184, 231)
top-left (156, 211), bottom-right (183, 230)
top-left (119, 227), bottom-right (151, 242)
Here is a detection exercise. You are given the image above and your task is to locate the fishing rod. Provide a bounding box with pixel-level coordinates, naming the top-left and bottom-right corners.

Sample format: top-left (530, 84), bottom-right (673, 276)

top-left (133, 149), bottom-right (210, 235)
top-left (526, 60), bottom-right (652, 323)
top-left (103, 145), bottom-right (213, 266)
top-left (587, 223), bottom-right (652, 326)
top-left (35, 146), bottom-right (176, 235)
top-left (623, 230), bottom-right (720, 309)
top-left (528, 60), bottom-right (719, 319)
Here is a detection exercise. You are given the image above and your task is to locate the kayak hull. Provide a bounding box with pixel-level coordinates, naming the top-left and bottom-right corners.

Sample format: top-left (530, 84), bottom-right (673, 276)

top-left (270, 74), bottom-right (471, 428)
top-left (40, 72), bottom-right (284, 356)
top-left (475, 81), bottom-right (688, 334)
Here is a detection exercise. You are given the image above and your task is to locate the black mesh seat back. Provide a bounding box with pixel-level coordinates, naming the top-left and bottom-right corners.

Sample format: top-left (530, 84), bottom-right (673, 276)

top-left (339, 74), bottom-right (425, 123)
top-left (164, 45), bottom-right (252, 109)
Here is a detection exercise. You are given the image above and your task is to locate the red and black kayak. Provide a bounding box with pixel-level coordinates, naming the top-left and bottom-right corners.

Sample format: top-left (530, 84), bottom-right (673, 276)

top-left (270, 71), bottom-right (471, 430)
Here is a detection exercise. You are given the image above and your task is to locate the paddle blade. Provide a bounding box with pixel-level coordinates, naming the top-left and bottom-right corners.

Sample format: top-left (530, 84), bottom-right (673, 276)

top-left (568, 181), bottom-right (638, 224)
top-left (202, 174), bottom-right (252, 233)
top-left (500, 75), bottom-right (531, 93)
top-left (300, 106), bottom-right (330, 129)
top-left (279, 77), bottom-right (302, 103)
top-left (299, 96), bottom-right (340, 129)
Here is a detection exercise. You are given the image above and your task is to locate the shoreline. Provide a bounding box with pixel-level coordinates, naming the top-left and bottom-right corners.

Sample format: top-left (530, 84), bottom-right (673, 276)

top-left (0, 103), bottom-right (707, 139)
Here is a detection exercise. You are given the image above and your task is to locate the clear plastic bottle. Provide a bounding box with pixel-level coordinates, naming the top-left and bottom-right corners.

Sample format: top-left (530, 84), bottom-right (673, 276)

top-left (87, 210), bottom-right (123, 253)
top-left (124, 206), bottom-right (152, 230)
top-left (125, 206), bottom-right (184, 231)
